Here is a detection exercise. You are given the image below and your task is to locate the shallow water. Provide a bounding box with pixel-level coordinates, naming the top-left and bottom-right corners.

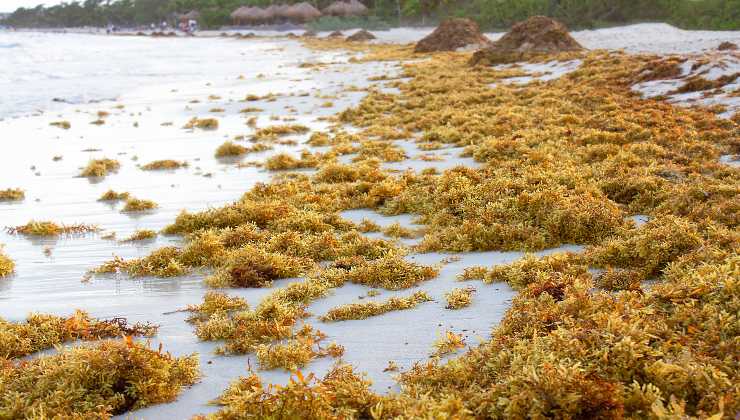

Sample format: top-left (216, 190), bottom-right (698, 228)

top-left (2, 31), bottom-right (587, 418)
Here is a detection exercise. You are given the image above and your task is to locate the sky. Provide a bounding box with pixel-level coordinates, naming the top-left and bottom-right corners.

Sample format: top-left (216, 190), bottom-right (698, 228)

top-left (1, 0), bottom-right (61, 13)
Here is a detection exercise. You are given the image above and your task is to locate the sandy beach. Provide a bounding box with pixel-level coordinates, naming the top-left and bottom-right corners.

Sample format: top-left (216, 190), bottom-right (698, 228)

top-left (1, 21), bottom-right (738, 419)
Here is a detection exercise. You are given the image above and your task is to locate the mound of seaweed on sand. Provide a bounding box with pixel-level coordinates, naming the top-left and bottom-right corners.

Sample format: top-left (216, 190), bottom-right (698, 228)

top-left (471, 16), bottom-right (583, 65)
top-left (346, 29), bottom-right (376, 42)
top-left (718, 41), bottom-right (738, 51)
top-left (414, 18), bottom-right (490, 53)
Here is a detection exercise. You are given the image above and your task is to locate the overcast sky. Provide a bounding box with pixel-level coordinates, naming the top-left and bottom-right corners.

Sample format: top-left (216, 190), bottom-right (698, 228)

top-left (1, 0), bottom-right (61, 12)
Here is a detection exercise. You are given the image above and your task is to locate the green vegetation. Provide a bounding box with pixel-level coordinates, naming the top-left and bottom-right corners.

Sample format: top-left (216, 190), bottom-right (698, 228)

top-left (3, 0), bottom-right (739, 30)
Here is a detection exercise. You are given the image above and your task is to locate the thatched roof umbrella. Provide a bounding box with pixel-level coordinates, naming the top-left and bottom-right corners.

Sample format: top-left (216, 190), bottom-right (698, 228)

top-left (231, 6), bottom-right (249, 24)
top-left (345, 0), bottom-right (368, 16)
top-left (286, 2), bottom-right (322, 23)
top-left (275, 4), bottom-right (293, 21)
top-left (233, 6), bottom-right (268, 25)
top-left (263, 5), bottom-right (280, 23)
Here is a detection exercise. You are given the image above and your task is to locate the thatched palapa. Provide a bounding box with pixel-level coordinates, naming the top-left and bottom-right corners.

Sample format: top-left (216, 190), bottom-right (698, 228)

top-left (323, 0), bottom-right (367, 17)
top-left (285, 2), bottom-right (322, 22)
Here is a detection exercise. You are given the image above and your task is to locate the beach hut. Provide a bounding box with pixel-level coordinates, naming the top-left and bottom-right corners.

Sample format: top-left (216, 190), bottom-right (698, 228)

top-left (285, 2), bottom-right (322, 23)
top-left (323, 0), bottom-right (367, 17)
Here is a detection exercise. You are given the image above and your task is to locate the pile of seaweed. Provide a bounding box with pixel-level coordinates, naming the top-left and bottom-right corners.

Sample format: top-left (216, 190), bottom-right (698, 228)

top-left (471, 16), bottom-right (583, 65)
top-left (346, 29), bottom-right (376, 42)
top-left (414, 18), bottom-right (490, 53)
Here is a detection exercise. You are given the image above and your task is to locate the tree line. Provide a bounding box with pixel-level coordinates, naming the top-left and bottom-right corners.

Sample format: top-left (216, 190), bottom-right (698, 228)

top-left (2, 0), bottom-right (738, 30)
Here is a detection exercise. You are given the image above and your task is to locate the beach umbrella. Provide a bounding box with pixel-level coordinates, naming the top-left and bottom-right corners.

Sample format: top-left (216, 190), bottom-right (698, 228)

top-left (286, 2), bottom-right (322, 22)
top-left (231, 6), bottom-right (249, 24)
top-left (263, 5), bottom-right (280, 22)
top-left (323, 1), bottom-right (349, 16)
top-left (275, 4), bottom-right (293, 20)
top-left (241, 7), bottom-right (270, 24)
top-left (345, 0), bottom-right (368, 16)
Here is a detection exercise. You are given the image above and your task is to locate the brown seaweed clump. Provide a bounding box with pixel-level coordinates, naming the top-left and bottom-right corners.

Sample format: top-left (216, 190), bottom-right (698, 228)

top-left (0, 246), bottom-right (14, 277)
top-left (202, 365), bottom-right (377, 419)
top-left (6, 221), bottom-right (99, 237)
top-left (0, 188), bottom-right (24, 202)
top-left (49, 120), bottom-right (71, 129)
top-left (183, 117), bottom-right (219, 130)
top-left (470, 16), bottom-right (583, 65)
top-left (80, 158), bottom-right (121, 178)
top-left (327, 30), bottom-right (343, 38)
top-left (121, 197), bottom-right (158, 213)
top-left (718, 41), bottom-right (738, 51)
top-left (0, 340), bottom-right (199, 418)
top-left (121, 229), bottom-right (157, 242)
top-left (215, 141), bottom-right (248, 158)
top-left (414, 18), bottom-right (490, 53)
top-left (320, 291), bottom-right (431, 321)
top-left (346, 29), bottom-right (376, 42)
top-left (0, 310), bottom-right (156, 359)
top-left (254, 325), bottom-right (337, 371)
top-left (98, 190), bottom-right (130, 201)
top-left (141, 160), bottom-right (188, 170)
top-left (444, 286), bottom-right (475, 309)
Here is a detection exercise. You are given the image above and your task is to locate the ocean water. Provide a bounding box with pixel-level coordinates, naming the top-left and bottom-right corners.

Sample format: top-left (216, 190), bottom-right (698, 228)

top-left (0, 31), bottom-right (317, 118)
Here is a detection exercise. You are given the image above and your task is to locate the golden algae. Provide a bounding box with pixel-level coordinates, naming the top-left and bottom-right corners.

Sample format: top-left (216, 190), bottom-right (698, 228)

top-left (0, 340), bottom-right (199, 418)
top-left (320, 291), bottom-right (432, 322)
top-left (0, 310), bottom-right (156, 359)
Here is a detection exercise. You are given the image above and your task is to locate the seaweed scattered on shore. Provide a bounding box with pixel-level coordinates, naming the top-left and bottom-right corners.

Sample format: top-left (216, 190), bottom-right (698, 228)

top-left (0, 340), bottom-right (199, 418)
top-left (98, 189), bottom-right (130, 201)
top-left (141, 159), bottom-right (188, 170)
top-left (6, 221), bottom-right (99, 237)
top-left (121, 229), bottom-right (157, 242)
top-left (0, 188), bottom-right (24, 202)
top-left (444, 286), bottom-right (475, 309)
top-left (79, 158), bottom-right (120, 178)
top-left (0, 246), bottom-right (14, 277)
top-left (121, 197), bottom-right (158, 212)
top-left (320, 291), bottom-right (431, 322)
top-left (49, 120), bottom-right (71, 129)
top-left (183, 117), bottom-right (219, 130)
top-left (200, 365), bottom-right (376, 419)
top-left (0, 310), bottom-right (156, 359)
